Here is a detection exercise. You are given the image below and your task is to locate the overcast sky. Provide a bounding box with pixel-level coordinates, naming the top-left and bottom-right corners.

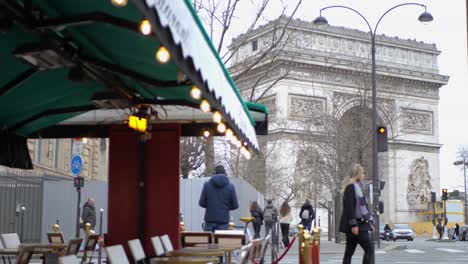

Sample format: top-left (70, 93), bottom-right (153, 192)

top-left (215, 0), bottom-right (468, 191)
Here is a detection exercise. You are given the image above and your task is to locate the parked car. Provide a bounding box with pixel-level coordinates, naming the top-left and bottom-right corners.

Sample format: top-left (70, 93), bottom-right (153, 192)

top-left (392, 224), bottom-right (415, 241)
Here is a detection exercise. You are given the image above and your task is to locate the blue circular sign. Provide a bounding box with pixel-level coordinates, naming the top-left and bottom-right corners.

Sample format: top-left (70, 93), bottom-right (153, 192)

top-left (70, 155), bottom-right (83, 176)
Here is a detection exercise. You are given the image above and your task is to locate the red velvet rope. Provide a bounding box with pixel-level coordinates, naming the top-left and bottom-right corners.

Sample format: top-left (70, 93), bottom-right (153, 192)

top-left (253, 235), bottom-right (297, 264)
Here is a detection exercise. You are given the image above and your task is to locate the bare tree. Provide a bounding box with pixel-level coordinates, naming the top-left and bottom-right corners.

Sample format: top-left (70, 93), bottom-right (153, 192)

top-left (180, 137), bottom-right (205, 178)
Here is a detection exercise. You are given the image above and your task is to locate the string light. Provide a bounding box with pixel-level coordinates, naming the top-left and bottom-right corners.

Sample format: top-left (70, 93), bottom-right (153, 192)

top-left (190, 86), bottom-right (201, 100)
top-left (200, 100), bottom-right (211, 113)
top-left (203, 130), bottom-right (210, 138)
top-left (139, 19), bottom-right (152, 35)
top-left (155, 46), bottom-right (170, 64)
top-left (225, 129), bottom-right (233, 141)
top-left (217, 122), bottom-right (226, 133)
top-left (212, 111), bottom-right (222, 123)
top-left (111, 0), bottom-right (127, 7)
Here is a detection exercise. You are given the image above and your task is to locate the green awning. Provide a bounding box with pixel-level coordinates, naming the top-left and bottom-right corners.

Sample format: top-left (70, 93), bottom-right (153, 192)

top-left (0, 0), bottom-right (267, 152)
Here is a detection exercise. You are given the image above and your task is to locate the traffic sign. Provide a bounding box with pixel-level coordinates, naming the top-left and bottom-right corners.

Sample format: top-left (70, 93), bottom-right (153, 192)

top-left (70, 155), bottom-right (84, 176)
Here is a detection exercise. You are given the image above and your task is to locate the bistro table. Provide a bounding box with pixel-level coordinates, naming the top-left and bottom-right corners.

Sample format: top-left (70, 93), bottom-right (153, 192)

top-left (150, 256), bottom-right (220, 264)
top-left (0, 243), bottom-right (67, 264)
top-left (191, 244), bottom-right (243, 262)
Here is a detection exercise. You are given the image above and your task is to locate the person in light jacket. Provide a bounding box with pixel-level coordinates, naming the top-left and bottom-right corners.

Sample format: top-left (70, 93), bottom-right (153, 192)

top-left (279, 201), bottom-right (292, 247)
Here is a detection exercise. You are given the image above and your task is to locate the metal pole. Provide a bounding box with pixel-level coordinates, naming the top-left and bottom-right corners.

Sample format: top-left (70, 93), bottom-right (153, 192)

top-left (76, 186), bottom-right (82, 238)
top-left (371, 33), bottom-right (380, 253)
top-left (20, 206), bottom-right (25, 242)
top-left (464, 157), bottom-right (467, 225)
top-left (98, 208), bottom-right (104, 264)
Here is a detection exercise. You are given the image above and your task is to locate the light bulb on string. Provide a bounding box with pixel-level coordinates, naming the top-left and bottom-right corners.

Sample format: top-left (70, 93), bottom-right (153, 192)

top-left (190, 86), bottom-right (201, 100)
top-left (155, 46), bottom-right (170, 64)
top-left (200, 100), bottom-right (211, 113)
top-left (139, 19), bottom-right (152, 35)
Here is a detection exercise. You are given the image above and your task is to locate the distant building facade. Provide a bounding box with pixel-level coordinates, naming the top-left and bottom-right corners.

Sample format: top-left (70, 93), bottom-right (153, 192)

top-left (25, 138), bottom-right (109, 181)
top-left (229, 17), bottom-right (449, 223)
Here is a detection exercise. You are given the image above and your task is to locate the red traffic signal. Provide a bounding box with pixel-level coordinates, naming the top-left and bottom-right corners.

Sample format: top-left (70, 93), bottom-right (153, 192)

top-left (74, 177), bottom-right (84, 189)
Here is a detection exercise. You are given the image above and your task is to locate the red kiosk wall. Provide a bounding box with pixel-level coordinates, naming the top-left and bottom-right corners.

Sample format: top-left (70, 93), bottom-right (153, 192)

top-left (107, 125), bottom-right (180, 254)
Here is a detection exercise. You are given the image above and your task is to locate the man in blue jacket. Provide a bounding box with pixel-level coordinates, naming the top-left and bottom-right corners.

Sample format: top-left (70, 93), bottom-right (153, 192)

top-left (199, 165), bottom-right (239, 232)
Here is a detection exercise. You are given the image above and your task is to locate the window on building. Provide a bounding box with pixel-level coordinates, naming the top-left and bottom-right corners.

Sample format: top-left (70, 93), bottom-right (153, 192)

top-left (252, 40), bottom-right (258, 51)
top-left (35, 139), bottom-right (42, 164)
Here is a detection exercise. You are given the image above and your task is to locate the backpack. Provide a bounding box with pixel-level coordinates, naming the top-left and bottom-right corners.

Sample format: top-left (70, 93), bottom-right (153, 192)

top-left (301, 209), bottom-right (310, 220)
top-left (264, 207), bottom-right (274, 223)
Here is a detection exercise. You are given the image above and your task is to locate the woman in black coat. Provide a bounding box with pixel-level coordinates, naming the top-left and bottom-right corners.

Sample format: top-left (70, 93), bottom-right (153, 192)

top-left (339, 164), bottom-right (374, 264)
top-left (250, 201), bottom-right (263, 239)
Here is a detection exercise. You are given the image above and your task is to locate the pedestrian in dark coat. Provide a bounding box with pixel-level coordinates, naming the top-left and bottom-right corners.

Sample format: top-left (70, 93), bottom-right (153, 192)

top-left (81, 197), bottom-right (96, 229)
top-left (199, 165), bottom-right (239, 232)
top-left (299, 199), bottom-right (315, 231)
top-left (455, 223), bottom-right (460, 240)
top-left (250, 201), bottom-right (263, 239)
top-left (339, 164), bottom-right (374, 264)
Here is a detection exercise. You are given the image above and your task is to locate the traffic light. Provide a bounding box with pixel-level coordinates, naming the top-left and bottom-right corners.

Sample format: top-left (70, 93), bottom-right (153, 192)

top-left (441, 188), bottom-right (448, 200)
top-left (377, 126), bottom-right (388, 152)
top-left (431, 191), bottom-right (436, 203)
top-left (74, 176), bottom-right (84, 189)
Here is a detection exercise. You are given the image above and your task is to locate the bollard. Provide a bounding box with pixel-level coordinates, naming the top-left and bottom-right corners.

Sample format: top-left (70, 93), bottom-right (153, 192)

top-left (303, 229), bottom-right (312, 264)
top-left (297, 224), bottom-right (304, 264)
top-left (82, 223), bottom-right (91, 263)
top-left (20, 206), bottom-right (26, 242)
top-left (228, 216), bottom-right (234, 230)
top-left (311, 226), bottom-right (321, 264)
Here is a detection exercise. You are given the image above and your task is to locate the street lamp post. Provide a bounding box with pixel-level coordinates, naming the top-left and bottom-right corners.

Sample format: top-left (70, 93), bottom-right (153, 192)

top-left (453, 156), bottom-right (468, 225)
top-left (313, 2), bottom-right (433, 253)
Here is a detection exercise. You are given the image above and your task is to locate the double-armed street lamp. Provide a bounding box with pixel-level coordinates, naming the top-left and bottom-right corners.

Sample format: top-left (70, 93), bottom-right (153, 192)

top-left (313, 2), bottom-right (433, 251)
top-left (453, 156), bottom-right (468, 225)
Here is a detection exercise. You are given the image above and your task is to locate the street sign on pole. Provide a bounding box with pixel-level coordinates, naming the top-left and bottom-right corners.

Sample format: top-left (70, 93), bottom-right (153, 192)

top-left (70, 155), bottom-right (84, 176)
top-left (72, 140), bottom-right (83, 156)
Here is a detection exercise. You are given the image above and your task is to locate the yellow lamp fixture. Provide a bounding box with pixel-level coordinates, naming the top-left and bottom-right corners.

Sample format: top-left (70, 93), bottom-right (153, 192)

top-left (203, 130), bottom-right (210, 138)
top-left (111, 0), bottom-right (127, 7)
top-left (139, 19), bottom-right (152, 35)
top-left (200, 100), bottom-right (211, 113)
top-left (128, 115), bottom-right (148, 133)
top-left (190, 86), bottom-right (201, 100)
top-left (217, 122), bottom-right (226, 133)
top-left (155, 46), bottom-right (170, 64)
top-left (212, 111), bottom-right (222, 123)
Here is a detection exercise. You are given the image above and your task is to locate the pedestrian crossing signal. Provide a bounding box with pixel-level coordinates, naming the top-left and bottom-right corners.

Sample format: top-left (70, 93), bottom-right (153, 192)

top-left (377, 126), bottom-right (388, 152)
top-left (74, 176), bottom-right (84, 189)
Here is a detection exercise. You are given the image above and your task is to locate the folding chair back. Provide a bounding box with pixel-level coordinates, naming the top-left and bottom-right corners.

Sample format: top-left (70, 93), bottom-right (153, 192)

top-left (0, 233), bottom-right (21, 248)
top-left (128, 239), bottom-right (146, 262)
top-left (59, 255), bottom-right (80, 264)
top-left (104, 245), bottom-right (130, 264)
top-left (180, 232), bottom-right (212, 247)
top-left (160, 235), bottom-right (174, 253)
top-left (65, 238), bottom-right (83, 255)
top-left (151, 236), bottom-right (166, 257)
top-left (213, 233), bottom-right (245, 247)
top-left (16, 247), bottom-right (33, 264)
top-left (235, 244), bottom-right (252, 264)
top-left (47, 232), bottom-right (65, 244)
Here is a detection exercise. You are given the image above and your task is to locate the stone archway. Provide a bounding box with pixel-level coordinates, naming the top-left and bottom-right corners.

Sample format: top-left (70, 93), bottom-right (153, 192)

top-left (336, 106), bottom-right (373, 182)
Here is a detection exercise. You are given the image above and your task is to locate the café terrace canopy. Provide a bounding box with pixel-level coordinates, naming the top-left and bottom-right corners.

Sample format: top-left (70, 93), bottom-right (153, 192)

top-left (0, 0), bottom-right (268, 167)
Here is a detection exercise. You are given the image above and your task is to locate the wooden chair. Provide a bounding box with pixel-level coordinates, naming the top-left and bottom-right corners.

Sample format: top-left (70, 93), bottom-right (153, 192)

top-left (15, 247), bottom-right (33, 264)
top-left (47, 232), bottom-right (65, 244)
top-left (104, 245), bottom-right (130, 264)
top-left (213, 233), bottom-right (245, 247)
top-left (151, 236), bottom-right (166, 257)
top-left (128, 239), bottom-right (146, 263)
top-left (180, 232), bottom-right (212, 247)
top-left (59, 255), bottom-right (80, 264)
top-left (0, 233), bottom-right (21, 248)
top-left (65, 238), bottom-right (82, 255)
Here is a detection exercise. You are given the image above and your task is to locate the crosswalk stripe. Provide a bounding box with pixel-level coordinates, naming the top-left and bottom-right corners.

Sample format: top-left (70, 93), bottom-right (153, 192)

top-left (404, 249), bottom-right (425, 253)
top-left (435, 248), bottom-right (465, 253)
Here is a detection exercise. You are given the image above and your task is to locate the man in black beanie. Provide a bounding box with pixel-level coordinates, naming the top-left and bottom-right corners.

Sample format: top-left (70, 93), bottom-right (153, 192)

top-left (199, 165), bottom-right (239, 232)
